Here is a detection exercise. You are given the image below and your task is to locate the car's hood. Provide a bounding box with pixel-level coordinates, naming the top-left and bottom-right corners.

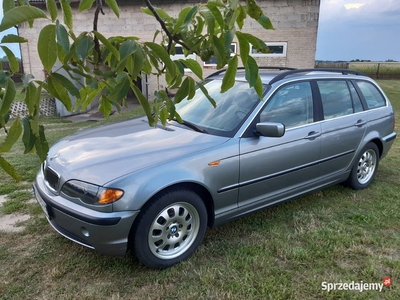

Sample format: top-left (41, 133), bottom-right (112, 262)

top-left (46, 117), bottom-right (230, 185)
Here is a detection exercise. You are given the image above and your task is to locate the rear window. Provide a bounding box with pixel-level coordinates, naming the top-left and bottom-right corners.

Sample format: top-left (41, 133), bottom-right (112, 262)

top-left (355, 81), bottom-right (386, 109)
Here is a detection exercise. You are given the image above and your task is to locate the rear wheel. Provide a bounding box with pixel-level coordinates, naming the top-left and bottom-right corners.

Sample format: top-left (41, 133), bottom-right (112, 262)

top-left (345, 142), bottom-right (379, 190)
top-left (133, 189), bottom-right (207, 269)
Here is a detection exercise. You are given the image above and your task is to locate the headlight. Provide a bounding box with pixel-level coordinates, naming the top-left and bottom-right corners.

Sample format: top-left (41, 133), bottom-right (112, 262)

top-left (61, 180), bottom-right (124, 205)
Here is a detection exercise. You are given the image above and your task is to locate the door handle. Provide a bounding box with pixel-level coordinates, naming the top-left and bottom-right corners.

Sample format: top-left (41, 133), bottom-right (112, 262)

top-left (355, 119), bottom-right (367, 127)
top-left (305, 131), bottom-right (321, 139)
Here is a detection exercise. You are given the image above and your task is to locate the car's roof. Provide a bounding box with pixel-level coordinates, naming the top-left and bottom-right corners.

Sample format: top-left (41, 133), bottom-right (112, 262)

top-left (206, 68), bottom-right (369, 85)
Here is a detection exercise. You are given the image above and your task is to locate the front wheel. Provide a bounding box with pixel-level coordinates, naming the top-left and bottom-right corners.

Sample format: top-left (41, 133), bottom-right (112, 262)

top-left (132, 189), bottom-right (207, 269)
top-left (345, 142), bottom-right (379, 190)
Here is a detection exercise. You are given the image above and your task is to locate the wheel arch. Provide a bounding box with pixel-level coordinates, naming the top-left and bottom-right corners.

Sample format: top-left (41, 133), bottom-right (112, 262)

top-left (127, 182), bottom-right (215, 251)
top-left (369, 138), bottom-right (383, 158)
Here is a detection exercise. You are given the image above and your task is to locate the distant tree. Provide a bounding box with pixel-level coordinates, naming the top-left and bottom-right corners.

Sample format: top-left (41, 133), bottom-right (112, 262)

top-left (385, 59), bottom-right (397, 62)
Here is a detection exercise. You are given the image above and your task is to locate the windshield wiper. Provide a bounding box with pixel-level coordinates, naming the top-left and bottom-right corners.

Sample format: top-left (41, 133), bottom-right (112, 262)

top-left (172, 119), bottom-right (208, 134)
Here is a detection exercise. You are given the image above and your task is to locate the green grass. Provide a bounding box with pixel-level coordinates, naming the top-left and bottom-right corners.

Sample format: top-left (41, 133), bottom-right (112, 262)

top-left (0, 82), bottom-right (399, 299)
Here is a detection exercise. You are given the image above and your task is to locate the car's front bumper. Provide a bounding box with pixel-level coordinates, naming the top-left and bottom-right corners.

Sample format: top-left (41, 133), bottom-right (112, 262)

top-left (33, 177), bottom-right (139, 256)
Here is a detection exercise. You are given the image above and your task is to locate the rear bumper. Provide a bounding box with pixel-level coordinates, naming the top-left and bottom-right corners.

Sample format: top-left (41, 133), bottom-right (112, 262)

top-left (33, 177), bottom-right (139, 256)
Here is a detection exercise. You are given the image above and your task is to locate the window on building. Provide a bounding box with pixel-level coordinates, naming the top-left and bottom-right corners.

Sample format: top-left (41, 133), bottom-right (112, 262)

top-left (250, 42), bottom-right (287, 57)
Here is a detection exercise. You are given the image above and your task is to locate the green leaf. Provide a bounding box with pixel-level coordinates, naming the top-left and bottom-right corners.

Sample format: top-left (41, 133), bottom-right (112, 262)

top-left (236, 31), bottom-right (249, 65)
top-left (257, 14), bottom-right (274, 30)
top-left (0, 6), bottom-right (46, 32)
top-left (0, 155), bottom-right (20, 181)
top-left (1, 46), bottom-right (19, 73)
top-left (229, 0), bottom-right (239, 10)
top-left (224, 28), bottom-right (236, 51)
top-left (145, 42), bottom-right (176, 79)
top-left (38, 24), bottom-right (57, 73)
top-left (60, 0), bottom-right (73, 30)
top-left (56, 22), bottom-right (70, 54)
top-left (254, 74), bottom-right (263, 99)
top-left (105, 0), bottom-right (120, 18)
top-left (0, 117), bottom-right (22, 153)
top-left (246, 0), bottom-right (274, 30)
top-left (46, 0), bottom-right (58, 21)
top-left (187, 77), bottom-right (196, 100)
top-left (78, 0), bottom-right (95, 11)
top-left (130, 82), bottom-right (154, 126)
top-left (141, 7), bottom-right (171, 21)
top-left (119, 40), bottom-right (137, 60)
top-left (200, 10), bottom-right (215, 36)
top-left (207, 4), bottom-right (224, 30)
top-left (221, 55), bottom-right (238, 93)
top-left (76, 36), bottom-right (95, 60)
top-left (21, 117), bottom-right (36, 154)
top-left (93, 31), bottom-right (120, 60)
top-left (21, 74), bottom-right (35, 88)
top-left (241, 32), bottom-right (268, 52)
top-left (174, 77), bottom-right (190, 104)
top-left (179, 58), bottom-right (203, 80)
top-left (47, 74), bottom-right (72, 111)
top-left (175, 6), bottom-right (193, 32)
top-left (181, 5), bottom-right (198, 29)
top-left (1, 34), bottom-right (27, 44)
top-left (35, 125), bottom-right (49, 162)
top-left (130, 48), bottom-right (145, 79)
top-left (245, 55), bottom-right (258, 87)
top-left (236, 4), bottom-right (247, 29)
top-left (51, 73), bottom-right (80, 97)
top-left (109, 75), bottom-right (130, 102)
top-left (211, 35), bottom-right (226, 69)
top-left (98, 96), bottom-right (112, 118)
top-left (0, 78), bottom-right (16, 116)
top-left (2, 0), bottom-right (15, 14)
top-left (197, 82), bottom-right (216, 107)
top-left (24, 82), bottom-right (39, 115)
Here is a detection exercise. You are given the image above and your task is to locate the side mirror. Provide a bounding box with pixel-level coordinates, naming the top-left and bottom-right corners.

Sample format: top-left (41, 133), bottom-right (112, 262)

top-left (255, 122), bottom-right (285, 137)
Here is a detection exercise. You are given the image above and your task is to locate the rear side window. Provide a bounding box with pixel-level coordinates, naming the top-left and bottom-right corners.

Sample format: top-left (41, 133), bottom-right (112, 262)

top-left (355, 80), bottom-right (386, 109)
top-left (317, 81), bottom-right (353, 120)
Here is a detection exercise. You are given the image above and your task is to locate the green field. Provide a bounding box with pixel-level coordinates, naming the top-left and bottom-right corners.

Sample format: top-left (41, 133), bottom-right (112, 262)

top-left (0, 80), bottom-right (399, 299)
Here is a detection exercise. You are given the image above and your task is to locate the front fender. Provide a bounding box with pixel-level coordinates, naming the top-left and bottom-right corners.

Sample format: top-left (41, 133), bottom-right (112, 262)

top-left (109, 139), bottom-right (240, 215)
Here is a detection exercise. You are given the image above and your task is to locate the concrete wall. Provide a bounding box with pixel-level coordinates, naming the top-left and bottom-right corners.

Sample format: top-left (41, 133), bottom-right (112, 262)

top-left (19, 0), bottom-right (320, 100)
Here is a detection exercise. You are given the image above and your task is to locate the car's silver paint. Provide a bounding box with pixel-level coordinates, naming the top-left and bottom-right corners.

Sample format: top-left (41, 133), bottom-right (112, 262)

top-left (34, 69), bottom-right (397, 257)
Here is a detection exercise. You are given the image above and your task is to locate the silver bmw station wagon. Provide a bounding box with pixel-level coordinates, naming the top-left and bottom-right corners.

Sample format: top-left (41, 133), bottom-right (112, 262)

top-left (34, 68), bottom-right (396, 269)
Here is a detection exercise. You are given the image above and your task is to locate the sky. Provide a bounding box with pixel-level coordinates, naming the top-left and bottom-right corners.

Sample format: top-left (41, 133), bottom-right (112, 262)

top-left (316, 0), bottom-right (400, 61)
top-left (0, 0), bottom-right (399, 62)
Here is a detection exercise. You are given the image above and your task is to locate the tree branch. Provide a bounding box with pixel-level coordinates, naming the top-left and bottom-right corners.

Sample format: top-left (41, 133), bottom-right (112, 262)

top-left (144, 0), bottom-right (193, 53)
top-left (93, 0), bottom-right (105, 63)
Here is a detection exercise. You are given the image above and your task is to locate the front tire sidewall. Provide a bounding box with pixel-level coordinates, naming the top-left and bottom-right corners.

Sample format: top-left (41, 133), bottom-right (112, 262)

top-left (346, 142), bottom-right (379, 190)
top-left (133, 189), bottom-right (207, 269)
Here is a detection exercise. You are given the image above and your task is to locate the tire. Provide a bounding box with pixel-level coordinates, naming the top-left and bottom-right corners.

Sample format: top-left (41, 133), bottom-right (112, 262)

top-left (345, 142), bottom-right (379, 190)
top-left (132, 189), bottom-right (207, 269)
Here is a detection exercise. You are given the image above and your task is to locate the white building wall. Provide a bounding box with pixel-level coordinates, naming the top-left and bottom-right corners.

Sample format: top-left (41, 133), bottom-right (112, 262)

top-left (19, 0), bottom-right (320, 100)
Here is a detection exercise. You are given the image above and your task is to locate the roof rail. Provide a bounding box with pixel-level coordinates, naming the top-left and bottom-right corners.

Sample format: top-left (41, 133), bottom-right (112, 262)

top-left (269, 68), bottom-right (367, 85)
top-left (206, 66), bottom-right (297, 79)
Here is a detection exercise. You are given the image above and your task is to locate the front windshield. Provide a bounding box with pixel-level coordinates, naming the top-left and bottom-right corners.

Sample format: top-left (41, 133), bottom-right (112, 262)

top-left (174, 80), bottom-right (263, 136)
